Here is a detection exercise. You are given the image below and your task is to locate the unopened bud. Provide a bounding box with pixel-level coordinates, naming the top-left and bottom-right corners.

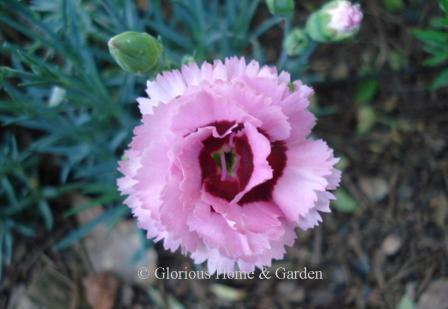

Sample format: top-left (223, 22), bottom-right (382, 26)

top-left (108, 31), bottom-right (163, 73)
top-left (181, 55), bottom-right (195, 65)
top-left (306, 0), bottom-right (363, 43)
top-left (266, 0), bottom-right (294, 17)
top-left (284, 28), bottom-right (309, 56)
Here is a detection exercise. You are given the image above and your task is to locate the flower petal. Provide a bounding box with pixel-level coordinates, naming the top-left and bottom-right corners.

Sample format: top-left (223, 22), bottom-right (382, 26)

top-left (273, 139), bottom-right (338, 222)
top-left (232, 122), bottom-right (273, 203)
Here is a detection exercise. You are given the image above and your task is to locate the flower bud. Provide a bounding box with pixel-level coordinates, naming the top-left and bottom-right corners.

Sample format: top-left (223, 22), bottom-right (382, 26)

top-left (306, 0), bottom-right (363, 43)
top-left (181, 55), bottom-right (195, 65)
top-left (265, 0), bottom-right (294, 17)
top-left (284, 28), bottom-right (309, 56)
top-left (108, 31), bottom-right (163, 74)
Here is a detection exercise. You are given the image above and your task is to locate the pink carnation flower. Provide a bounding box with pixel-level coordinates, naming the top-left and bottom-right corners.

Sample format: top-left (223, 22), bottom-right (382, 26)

top-left (117, 57), bottom-right (341, 274)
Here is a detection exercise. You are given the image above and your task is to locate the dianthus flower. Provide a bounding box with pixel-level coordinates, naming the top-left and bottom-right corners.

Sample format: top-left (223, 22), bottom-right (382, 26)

top-left (118, 57), bottom-right (340, 274)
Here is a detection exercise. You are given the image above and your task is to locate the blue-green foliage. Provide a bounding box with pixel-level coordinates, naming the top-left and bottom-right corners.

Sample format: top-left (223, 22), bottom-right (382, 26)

top-left (0, 0), bottom-right (144, 269)
top-left (0, 0), bottom-right (295, 276)
top-left (0, 134), bottom-right (37, 279)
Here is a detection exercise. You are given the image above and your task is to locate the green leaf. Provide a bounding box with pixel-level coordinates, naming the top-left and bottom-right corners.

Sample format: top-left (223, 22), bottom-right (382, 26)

top-left (432, 67), bottom-right (448, 89)
top-left (0, 225), bottom-right (12, 279)
top-left (9, 222), bottom-right (35, 238)
top-left (146, 19), bottom-right (193, 50)
top-left (1, 178), bottom-right (19, 208)
top-left (388, 51), bottom-right (406, 71)
top-left (3, 232), bottom-right (12, 265)
top-left (0, 229), bottom-right (3, 279)
top-left (423, 53), bottom-right (448, 66)
top-left (422, 43), bottom-right (448, 57)
top-left (355, 79), bottom-right (379, 105)
top-left (332, 189), bottom-right (358, 213)
top-left (38, 200), bottom-right (53, 230)
top-left (54, 206), bottom-right (128, 250)
top-left (357, 105), bottom-right (377, 135)
top-left (413, 29), bottom-right (448, 44)
top-left (250, 16), bottom-right (283, 40)
top-left (430, 17), bottom-right (448, 29)
top-left (0, 9), bottom-right (74, 60)
top-left (439, 0), bottom-right (448, 14)
top-left (63, 194), bottom-right (118, 218)
top-left (382, 0), bottom-right (404, 12)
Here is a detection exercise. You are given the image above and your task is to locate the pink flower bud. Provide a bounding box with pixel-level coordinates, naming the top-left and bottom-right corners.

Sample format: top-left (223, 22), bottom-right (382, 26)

top-left (326, 1), bottom-right (363, 36)
top-left (306, 0), bottom-right (363, 43)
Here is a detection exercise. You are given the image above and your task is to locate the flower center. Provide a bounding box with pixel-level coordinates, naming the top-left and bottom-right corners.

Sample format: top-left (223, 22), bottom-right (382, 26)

top-left (211, 150), bottom-right (236, 179)
top-left (199, 121), bottom-right (287, 205)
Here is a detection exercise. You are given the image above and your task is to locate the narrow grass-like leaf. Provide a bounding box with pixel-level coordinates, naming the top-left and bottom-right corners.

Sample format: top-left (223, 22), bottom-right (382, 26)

top-left (250, 16), bottom-right (283, 39)
top-left (63, 193), bottom-right (119, 218)
top-left (38, 200), bottom-right (54, 230)
top-left (3, 231), bottom-right (13, 265)
top-left (423, 53), bottom-right (448, 66)
top-left (1, 178), bottom-right (19, 208)
top-left (0, 228), bottom-right (4, 279)
top-left (8, 221), bottom-right (35, 238)
top-left (432, 67), bottom-right (448, 89)
top-left (413, 29), bottom-right (448, 44)
top-left (54, 205), bottom-right (128, 250)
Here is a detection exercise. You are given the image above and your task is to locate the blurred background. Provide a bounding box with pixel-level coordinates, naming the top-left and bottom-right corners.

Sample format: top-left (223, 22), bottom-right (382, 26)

top-left (0, 0), bottom-right (447, 308)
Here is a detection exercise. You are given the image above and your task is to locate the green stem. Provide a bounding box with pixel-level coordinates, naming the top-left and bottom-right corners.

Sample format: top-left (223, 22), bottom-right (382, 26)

top-left (277, 18), bottom-right (292, 70)
top-left (293, 40), bottom-right (318, 78)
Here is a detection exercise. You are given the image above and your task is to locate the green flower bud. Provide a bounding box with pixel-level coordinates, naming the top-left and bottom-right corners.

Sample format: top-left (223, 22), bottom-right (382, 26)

top-left (283, 28), bottom-right (309, 56)
top-left (265, 0), bottom-right (294, 17)
top-left (306, 0), bottom-right (363, 43)
top-left (181, 55), bottom-right (195, 65)
top-left (108, 31), bottom-right (163, 74)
